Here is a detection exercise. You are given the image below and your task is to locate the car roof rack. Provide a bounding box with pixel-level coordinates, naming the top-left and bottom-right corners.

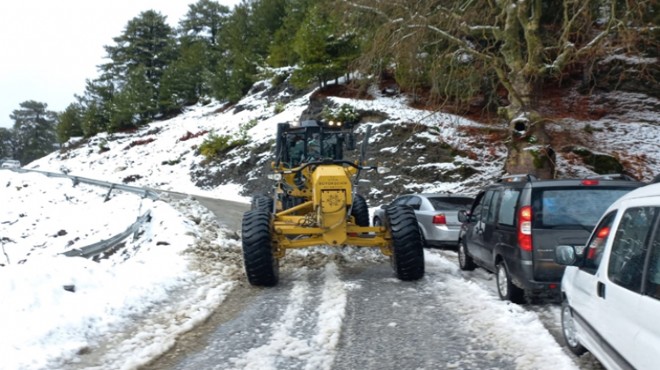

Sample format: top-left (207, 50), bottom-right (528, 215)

top-left (586, 173), bottom-right (636, 181)
top-left (497, 174), bottom-right (538, 183)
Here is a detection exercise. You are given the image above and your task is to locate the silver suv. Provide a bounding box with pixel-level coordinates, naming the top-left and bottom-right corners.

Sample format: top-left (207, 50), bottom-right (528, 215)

top-left (457, 174), bottom-right (643, 303)
top-left (556, 183), bottom-right (660, 369)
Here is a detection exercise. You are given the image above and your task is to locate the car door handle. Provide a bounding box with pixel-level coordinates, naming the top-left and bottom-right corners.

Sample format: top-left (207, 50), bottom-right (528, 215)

top-left (597, 281), bottom-right (606, 299)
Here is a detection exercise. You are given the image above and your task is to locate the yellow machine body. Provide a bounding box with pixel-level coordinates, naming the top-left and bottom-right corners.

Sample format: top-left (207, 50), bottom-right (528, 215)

top-left (270, 163), bottom-right (391, 258)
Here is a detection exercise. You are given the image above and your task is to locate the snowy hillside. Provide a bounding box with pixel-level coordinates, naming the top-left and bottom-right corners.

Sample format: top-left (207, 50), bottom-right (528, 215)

top-left (2, 78), bottom-right (658, 369)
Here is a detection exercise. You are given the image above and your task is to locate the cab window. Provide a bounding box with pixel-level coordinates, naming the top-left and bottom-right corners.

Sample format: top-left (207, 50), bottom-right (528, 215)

top-left (581, 211), bottom-right (616, 274)
top-left (608, 207), bottom-right (658, 293)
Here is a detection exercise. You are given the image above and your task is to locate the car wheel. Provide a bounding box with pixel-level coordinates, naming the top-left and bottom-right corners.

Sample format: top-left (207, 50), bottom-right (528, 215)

top-left (495, 261), bottom-right (524, 303)
top-left (457, 240), bottom-right (475, 271)
top-left (561, 301), bottom-right (587, 356)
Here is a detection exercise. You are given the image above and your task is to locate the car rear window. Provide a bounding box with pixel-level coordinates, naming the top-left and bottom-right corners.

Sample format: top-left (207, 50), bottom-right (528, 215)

top-left (532, 187), bottom-right (634, 230)
top-left (428, 197), bottom-right (473, 211)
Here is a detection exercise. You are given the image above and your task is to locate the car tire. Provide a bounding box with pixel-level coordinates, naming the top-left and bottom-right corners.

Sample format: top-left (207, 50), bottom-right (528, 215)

top-left (495, 261), bottom-right (524, 303)
top-left (351, 194), bottom-right (370, 226)
top-left (457, 240), bottom-right (476, 271)
top-left (386, 205), bottom-right (425, 281)
top-left (561, 301), bottom-right (587, 356)
top-left (242, 210), bottom-right (279, 286)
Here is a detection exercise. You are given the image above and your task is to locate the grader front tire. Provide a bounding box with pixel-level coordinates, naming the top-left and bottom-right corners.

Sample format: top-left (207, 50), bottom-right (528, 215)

top-left (386, 205), bottom-right (425, 281)
top-left (242, 210), bottom-right (279, 286)
top-left (351, 194), bottom-right (370, 227)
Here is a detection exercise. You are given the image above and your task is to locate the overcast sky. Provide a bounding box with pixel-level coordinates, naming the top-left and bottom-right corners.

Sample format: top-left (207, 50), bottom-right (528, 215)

top-left (0, 0), bottom-right (240, 129)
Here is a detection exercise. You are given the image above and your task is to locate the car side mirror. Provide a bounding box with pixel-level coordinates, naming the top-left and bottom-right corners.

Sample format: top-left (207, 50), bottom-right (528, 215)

top-left (458, 210), bottom-right (469, 223)
top-left (554, 245), bottom-right (578, 266)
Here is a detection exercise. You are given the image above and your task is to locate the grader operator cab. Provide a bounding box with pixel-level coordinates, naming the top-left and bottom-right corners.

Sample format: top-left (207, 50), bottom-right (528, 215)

top-left (241, 120), bottom-right (425, 286)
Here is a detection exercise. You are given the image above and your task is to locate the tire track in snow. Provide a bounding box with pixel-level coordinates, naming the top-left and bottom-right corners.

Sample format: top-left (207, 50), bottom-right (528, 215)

top-left (230, 262), bottom-right (347, 370)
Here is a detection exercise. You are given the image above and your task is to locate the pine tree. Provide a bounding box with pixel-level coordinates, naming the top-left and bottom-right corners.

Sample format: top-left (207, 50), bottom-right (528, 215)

top-left (56, 103), bottom-right (85, 143)
top-left (0, 127), bottom-right (17, 160)
top-left (179, 0), bottom-right (231, 46)
top-left (10, 101), bottom-right (57, 164)
top-left (269, 0), bottom-right (317, 67)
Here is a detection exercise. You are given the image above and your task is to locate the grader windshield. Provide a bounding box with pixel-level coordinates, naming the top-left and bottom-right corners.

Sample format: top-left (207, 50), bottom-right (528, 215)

top-left (276, 120), bottom-right (354, 167)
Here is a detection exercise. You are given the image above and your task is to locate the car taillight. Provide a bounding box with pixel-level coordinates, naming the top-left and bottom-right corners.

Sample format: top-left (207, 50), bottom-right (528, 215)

top-left (518, 205), bottom-right (532, 252)
top-left (432, 214), bottom-right (447, 225)
top-left (587, 226), bottom-right (610, 259)
top-left (581, 179), bottom-right (599, 186)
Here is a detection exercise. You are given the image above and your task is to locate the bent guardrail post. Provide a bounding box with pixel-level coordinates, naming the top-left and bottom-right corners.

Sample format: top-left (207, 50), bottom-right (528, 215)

top-left (12, 168), bottom-right (161, 260)
top-left (61, 210), bottom-right (152, 259)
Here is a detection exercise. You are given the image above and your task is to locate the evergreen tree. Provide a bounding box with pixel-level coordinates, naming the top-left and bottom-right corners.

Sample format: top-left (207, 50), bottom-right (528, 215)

top-left (160, 41), bottom-right (210, 114)
top-left (77, 77), bottom-right (114, 137)
top-left (102, 10), bottom-right (176, 87)
top-left (101, 10), bottom-right (176, 123)
top-left (10, 101), bottom-right (57, 164)
top-left (0, 127), bottom-right (17, 160)
top-left (109, 65), bottom-right (156, 131)
top-left (212, 3), bottom-right (259, 102)
top-left (56, 103), bottom-right (85, 143)
top-left (179, 0), bottom-right (231, 46)
top-left (269, 0), bottom-right (317, 67)
top-left (292, 4), bottom-right (356, 88)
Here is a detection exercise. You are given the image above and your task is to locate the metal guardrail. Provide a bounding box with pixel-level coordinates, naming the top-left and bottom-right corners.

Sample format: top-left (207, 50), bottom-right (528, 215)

top-left (4, 167), bottom-right (160, 259)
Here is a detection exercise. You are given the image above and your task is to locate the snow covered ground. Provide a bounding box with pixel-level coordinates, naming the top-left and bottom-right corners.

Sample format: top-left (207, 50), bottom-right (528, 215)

top-left (2, 79), bottom-right (658, 369)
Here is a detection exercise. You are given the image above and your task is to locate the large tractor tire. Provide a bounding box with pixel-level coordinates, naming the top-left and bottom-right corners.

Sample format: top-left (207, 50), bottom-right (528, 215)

top-left (241, 210), bottom-right (279, 286)
top-left (386, 205), bottom-right (425, 281)
top-left (251, 195), bottom-right (274, 212)
top-left (351, 194), bottom-right (370, 227)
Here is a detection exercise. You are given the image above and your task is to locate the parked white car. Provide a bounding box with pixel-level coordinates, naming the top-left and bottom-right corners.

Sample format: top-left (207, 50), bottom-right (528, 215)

top-left (555, 182), bottom-right (660, 370)
top-left (1, 159), bottom-right (20, 169)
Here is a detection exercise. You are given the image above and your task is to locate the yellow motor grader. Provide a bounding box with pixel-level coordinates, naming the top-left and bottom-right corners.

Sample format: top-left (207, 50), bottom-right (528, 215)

top-left (241, 120), bottom-right (424, 286)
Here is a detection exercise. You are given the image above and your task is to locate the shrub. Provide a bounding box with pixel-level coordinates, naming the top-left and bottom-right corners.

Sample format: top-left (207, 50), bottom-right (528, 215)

top-left (322, 104), bottom-right (360, 124)
top-left (199, 133), bottom-right (233, 158)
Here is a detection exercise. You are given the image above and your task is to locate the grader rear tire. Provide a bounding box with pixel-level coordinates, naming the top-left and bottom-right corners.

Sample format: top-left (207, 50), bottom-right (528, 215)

top-left (386, 205), bottom-right (425, 281)
top-left (351, 194), bottom-right (370, 227)
top-left (241, 210), bottom-right (279, 286)
top-left (251, 195), bottom-right (274, 212)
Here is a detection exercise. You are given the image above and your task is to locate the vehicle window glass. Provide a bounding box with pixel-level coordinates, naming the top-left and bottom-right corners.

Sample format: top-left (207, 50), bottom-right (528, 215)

top-left (391, 197), bottom-right (409, 206)
top-left (644, 216), bottom-right (660, 300)
top-left (469, 193), bottom-right (485, 222)
top-left (498, 188), bottom-right (520, 226)
top-left (533, 188), bottom-right (632, 230)
top-left (480, 191), bottom-right (494, 222)
top-left (609, 207), bottom-right (658, 293)
top-left (406, 196), bottom-right (422, 210)
top-left (581, 211), bottom-right (616, 274)
top-left (486, 191), bottom-right (501, 223)
top-left (428, 197), bottom-right (473, 211)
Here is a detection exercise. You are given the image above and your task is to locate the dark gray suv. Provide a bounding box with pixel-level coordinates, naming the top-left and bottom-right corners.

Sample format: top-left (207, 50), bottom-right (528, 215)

top-left (457, 174), bottom-right (644, 303)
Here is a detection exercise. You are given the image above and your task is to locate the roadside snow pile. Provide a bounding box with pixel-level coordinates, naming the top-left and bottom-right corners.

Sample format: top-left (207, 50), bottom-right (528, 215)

top-left (0, 170), bottom-right (242, 370)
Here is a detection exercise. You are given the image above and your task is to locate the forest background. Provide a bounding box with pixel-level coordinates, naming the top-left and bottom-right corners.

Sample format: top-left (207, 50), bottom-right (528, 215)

top-left (0, 0), bottom-right (658, 177)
